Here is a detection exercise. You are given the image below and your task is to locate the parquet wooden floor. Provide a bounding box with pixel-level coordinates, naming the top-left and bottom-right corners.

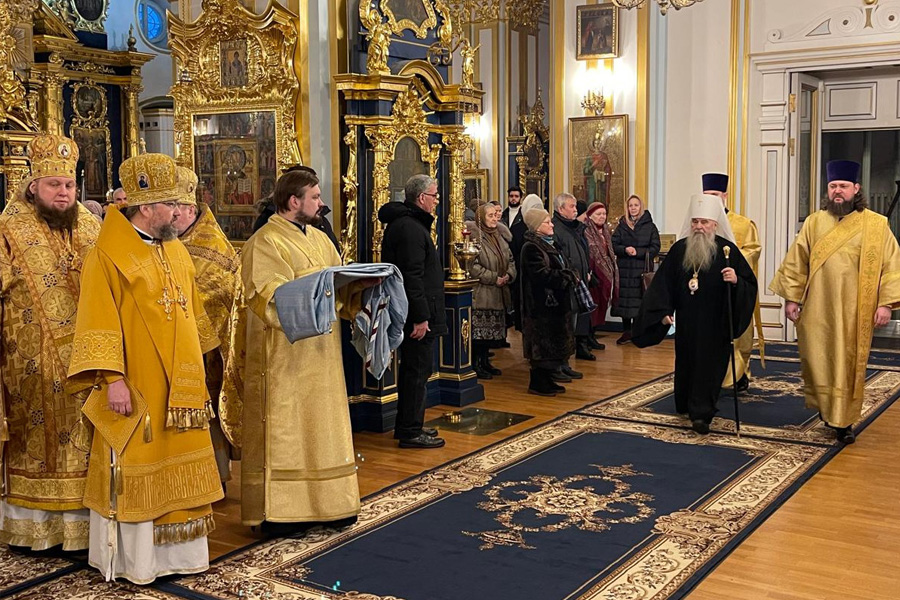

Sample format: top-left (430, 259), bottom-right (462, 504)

top-left (209, 334), bottom-right (900, 599)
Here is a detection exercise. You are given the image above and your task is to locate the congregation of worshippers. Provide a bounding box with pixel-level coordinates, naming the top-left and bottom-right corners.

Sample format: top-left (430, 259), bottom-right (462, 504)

top-left (2, 133), bottom-right (900, 585)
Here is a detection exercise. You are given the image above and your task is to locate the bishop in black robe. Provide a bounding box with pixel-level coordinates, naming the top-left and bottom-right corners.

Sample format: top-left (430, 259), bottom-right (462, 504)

top-left (633, 234), bottom-right (757, 430)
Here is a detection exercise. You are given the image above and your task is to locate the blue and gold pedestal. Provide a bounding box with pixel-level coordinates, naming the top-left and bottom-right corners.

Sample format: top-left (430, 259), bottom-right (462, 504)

top-left (348, 281), bottom-right (484, 432)
top-left (429, 280), bottom-right (484, 407)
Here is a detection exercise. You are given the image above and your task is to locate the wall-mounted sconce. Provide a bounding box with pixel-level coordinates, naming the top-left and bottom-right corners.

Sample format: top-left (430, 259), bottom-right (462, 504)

top-left (581, 90), bottom-right (606, 116)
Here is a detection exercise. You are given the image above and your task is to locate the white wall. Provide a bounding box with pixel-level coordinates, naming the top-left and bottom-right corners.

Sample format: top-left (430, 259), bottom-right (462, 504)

top-left (662, 0), bottom-right (732, 235)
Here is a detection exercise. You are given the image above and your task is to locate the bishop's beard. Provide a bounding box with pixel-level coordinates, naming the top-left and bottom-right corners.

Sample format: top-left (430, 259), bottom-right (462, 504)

top-left (157, 223), bottom-right (178, 241)
top-left (35, 200), bottom-right (79, 231)
top-left (683, 230), bottom-right (717, 273)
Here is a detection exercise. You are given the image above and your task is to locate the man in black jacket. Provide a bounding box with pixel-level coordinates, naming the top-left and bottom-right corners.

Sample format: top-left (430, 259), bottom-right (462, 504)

top-left (379, 174), bottom-right (447, 449)
top-left (253, 165), bottom-right (339, 250)
top-left (501, 185), bottom-right (523, 228)
top-left (553, 192), bottom-right (596, 361)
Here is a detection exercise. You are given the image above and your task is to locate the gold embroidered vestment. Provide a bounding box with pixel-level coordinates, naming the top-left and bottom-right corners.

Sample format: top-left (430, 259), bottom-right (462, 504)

top-left (67, 208), bottom-right (223, 534)
top-left (0, 199), bottom-right (100, 512)
top-left (770, 209), bottom-right (900, 427)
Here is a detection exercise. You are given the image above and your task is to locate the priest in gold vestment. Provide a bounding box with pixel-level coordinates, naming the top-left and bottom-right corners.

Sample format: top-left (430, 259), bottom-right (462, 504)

top-left (174, 167), bottom-right (241, 485)
top-left (68, 153), bottom-right (223, 583)
top-left (771, 160), bottom-right (900, 444)
top-left (0, 134), bottom-right (100, 550)
top-left (702, 173), bottom-right (764, 392)
top-left (241, 169), bottom-right (362, 529)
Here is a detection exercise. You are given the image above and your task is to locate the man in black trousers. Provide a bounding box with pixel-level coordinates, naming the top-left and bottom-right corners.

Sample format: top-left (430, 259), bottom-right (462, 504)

top-left (379, 174), bottom-right (447, 449)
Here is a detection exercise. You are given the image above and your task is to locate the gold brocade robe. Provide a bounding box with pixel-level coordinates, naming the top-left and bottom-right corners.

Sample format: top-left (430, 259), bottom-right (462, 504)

top-left (67, 208), bottom-right (223, 536)
top-left (179, 205), bottom-right (243, 465)
top-left (241, 214), bottom-right (360, 526)
top-left (725, 211), bottom-right (763, 386)
top-left (770, 209), bottom-right (900, 427)
top-left (0, 198), bottom-right (99, 519)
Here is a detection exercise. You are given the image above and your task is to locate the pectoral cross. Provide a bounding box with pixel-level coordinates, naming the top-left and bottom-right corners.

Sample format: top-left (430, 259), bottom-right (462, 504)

top-left (158, 286), bottom-right (175, 320)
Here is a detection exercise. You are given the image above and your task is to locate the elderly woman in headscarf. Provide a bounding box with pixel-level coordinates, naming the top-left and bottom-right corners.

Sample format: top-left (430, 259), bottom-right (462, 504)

top-left (611, 194), bottom-right (659, 344)
top-left (510, 193), bottom-right (545, 330)
top-left (519, 207), bottom-right (577, 397)
top-left (466, 202), bottom-right (516, 379)
top-left (583, 202), bottom-right (619, 349)
top-left (82, 199), bottom-right (104, 222)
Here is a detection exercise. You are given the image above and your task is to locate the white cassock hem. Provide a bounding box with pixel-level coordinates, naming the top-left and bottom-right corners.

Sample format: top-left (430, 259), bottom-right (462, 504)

top-left (88, 510), bottom-right (209, 585)
top-left (0, 501), bottom-right (89, 550)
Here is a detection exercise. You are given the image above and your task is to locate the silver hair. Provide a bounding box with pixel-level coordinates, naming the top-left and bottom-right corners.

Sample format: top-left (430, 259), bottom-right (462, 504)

top-left (554, 192), bottom-right (576, 211)
top-left (405, 174), bottom-right (437, 204)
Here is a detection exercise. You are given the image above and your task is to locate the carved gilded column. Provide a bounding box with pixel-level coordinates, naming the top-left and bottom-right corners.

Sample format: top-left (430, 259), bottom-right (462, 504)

top-left (443, 131), bottom-right (472, 281)
top-left (123, 82), bottom-right (143, 158)
top-left (41, 57), bottom-right (65, 135)
top-left (340, 125), bottom-right (359, 264)
top-left (364, 125), bottom-right (392, 263)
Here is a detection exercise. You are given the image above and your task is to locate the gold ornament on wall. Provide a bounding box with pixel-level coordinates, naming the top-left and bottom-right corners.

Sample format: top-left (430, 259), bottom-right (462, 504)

top-left (340, 125), bottom-right (359, 264)
top-left (0, 0), bottom-right (35, 127)
top-left (45, 0), bottom-right (109, 34)
top-left (516, 89), bottom-right (549, 199)
top-left (381, 0), bottom-right (438, 38)
top-left (360, 1), bottom-right (393, 76)
top-left (362, 86), bottom-right (441, 261)
top-left (168, 0), bottom-right (301, 170)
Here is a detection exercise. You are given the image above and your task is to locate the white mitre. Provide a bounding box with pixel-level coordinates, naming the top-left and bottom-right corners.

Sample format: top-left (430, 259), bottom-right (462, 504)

top-left (678, 193), bottom-right (736, 243)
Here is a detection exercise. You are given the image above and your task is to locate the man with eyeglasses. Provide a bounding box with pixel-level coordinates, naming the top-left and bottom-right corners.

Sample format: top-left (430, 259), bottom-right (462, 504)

top-left (379, 174), bottom-right (448, 449)
top-left (68, 152), bottom-right (223, 583)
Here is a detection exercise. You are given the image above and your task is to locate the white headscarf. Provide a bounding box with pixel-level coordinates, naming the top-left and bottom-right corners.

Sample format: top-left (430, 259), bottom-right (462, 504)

top-left (678, 193), bottom-right (736, 242)
top-left (520, 194), bottom-right (544, 219)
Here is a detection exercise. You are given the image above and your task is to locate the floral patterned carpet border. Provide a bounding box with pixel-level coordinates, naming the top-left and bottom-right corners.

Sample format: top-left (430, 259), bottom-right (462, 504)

top-left (152, 414), bottom-right (836, 600)
top-left (1, 568), bottom-right (178, 600)
top-left (575, 361), bottom-right (900, 446)
top-left (0, 547), bottom-right (83, 598)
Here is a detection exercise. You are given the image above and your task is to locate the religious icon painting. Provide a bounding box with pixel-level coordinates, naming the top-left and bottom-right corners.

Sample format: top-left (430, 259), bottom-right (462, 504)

top-left (213, 139), bottom-right (258, 214)
top-left (569, 114), bottom-right (628, 225)
top-left (70, 126), bottom-right (112, 201)
top-left (381, 0), bottom-right (437, 38)
top-left (576, 3), bottom-right (619, 60)
top-left (220, 39), bottom-right (249, 88)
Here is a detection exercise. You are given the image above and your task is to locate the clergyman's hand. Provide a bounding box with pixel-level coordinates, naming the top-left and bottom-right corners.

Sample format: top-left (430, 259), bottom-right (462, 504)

top-left (410, 321), bottom-right (430, 340)
top-left (662, 315), bottom-right (675, 326)
top-left (107, 379), bottom-right (132, 416)
top-left (721, 267), bottom-right (737, 284)
top-left (874, 305), bottom-right (892, 327)
top-left (785, 301), bottom-right (801, 323)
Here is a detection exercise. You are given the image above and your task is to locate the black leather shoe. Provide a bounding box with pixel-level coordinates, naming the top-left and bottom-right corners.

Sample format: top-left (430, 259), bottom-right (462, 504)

top-left (422, 427), bottom-right (438, 437)
top-left (576, 346), bottom-right (596, 361)
top-left (474, 364), bottom-right (493, 379)
top-left (837, 427), bottom-right (856, 444)
top-left (588, 337), bottom-right (605, 350)
top-left (485, 363), bottom-right (502, 376)
top-left (616, 331), bottom-right (632, 345)
top-left (550, 371), bottom-right (572, 383)
top-left (561, 365), bottom-right (583, 379)
top-left (691, 419), bottom-right (710, 435)
top-left (735, 374), bottom-right (750, 393)
top-left (399, 434), bottom-right (446, 449)
top-left (499, 341), bottom-right (511, 348)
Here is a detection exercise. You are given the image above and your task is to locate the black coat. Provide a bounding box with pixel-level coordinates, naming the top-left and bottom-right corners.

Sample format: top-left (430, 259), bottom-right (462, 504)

top-left (553, 212), bottom-right (591, 336)
top-left (379, 201), bottom-right (447, 338)
top-left (508, 218), bottom-right (528, 330)
top-left (611, 211), bottom-right (660, 319)
top-left (519, 231), bottom-right (576, 364)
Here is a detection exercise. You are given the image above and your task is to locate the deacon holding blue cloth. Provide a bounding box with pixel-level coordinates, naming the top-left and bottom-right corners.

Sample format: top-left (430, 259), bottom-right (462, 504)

top-left (770, 160), bottom-right (900, 444)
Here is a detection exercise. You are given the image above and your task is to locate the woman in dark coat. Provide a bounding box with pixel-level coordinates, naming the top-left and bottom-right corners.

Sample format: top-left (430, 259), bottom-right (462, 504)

top-left (519, 208), bottom-right (577, 396)
top-left (611, 194), bottom-right (660, 344)
top-left (584, 202), bottom-right (619, 341)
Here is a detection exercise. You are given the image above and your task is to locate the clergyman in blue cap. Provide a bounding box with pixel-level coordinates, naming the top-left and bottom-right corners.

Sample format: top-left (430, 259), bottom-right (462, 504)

top-left (702, 172), bottom-right (763, 395)
top-left (770, 160), bottom-right (900, 444)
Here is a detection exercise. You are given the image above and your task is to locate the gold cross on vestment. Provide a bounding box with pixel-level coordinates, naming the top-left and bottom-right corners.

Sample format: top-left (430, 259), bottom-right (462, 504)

top-left (158, 286), bottom-right (175, 320)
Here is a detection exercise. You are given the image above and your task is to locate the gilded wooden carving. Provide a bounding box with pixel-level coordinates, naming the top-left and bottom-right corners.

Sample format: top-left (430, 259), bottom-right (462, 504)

top-left (363, 86), bottom-right (441, 261)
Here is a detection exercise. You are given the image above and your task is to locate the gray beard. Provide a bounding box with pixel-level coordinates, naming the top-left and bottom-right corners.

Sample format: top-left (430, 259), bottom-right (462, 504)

top-left (157, 223), bottom-right (178, 241)
top-left (824, 197), bottom-right (854, 217)
top-left (683, 231), bottom-right (717, 273)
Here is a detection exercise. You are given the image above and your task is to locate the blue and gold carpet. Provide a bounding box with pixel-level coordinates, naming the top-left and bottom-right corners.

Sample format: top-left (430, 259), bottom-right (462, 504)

top-left (3, 345), bottom-right (898, 600)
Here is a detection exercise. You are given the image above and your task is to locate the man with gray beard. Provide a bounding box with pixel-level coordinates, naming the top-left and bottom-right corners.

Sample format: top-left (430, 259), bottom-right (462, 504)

top-left (633, 195), bottom-right (757, 434)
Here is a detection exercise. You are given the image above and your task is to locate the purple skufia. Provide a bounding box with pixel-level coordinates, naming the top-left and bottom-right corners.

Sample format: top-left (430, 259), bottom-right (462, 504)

top-left (826, 160), bottom-right (861, 183)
